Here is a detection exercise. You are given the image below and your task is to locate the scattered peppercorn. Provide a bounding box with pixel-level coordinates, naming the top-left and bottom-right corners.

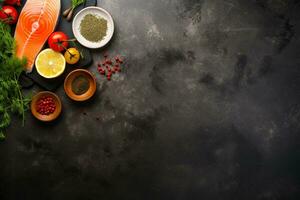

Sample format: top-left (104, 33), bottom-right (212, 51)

top-left (97, 53), bottom-right (125, 81)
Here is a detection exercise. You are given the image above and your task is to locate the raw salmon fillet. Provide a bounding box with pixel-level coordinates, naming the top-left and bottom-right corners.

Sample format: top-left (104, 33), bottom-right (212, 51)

top-left (14, 0), bottom-right (61, 73)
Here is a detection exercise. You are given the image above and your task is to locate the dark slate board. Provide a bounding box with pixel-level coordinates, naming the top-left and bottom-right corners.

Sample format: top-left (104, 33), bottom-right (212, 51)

top-left (19, 0), bottom-right (97, 91)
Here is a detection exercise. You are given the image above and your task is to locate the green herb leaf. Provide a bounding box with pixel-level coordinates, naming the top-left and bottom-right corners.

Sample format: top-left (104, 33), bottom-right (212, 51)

top-left (0, 131), bottom-right (5, 141)
top-left (71, 0), bottom-right (85, 9)
top-left (0, 21), bottom-right (29, 140)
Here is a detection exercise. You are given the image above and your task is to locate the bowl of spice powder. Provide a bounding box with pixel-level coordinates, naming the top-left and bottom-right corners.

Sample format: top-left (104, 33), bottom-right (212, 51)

top-left (72, 6), bottom-right (114, 49)
top-left (64, 69), bottom-right (97, 102)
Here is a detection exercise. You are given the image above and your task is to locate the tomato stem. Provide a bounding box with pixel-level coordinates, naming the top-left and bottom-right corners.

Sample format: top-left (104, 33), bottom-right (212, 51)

top-left (66, 49), bottom-right (76, 60)
top-left (53, 38), bottom-right (83, 60)
top-left (0, 9), bottom-right (13, 23)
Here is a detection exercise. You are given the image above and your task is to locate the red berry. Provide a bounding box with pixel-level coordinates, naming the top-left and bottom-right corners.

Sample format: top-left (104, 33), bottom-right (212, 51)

top-left (115, 56), bottom-right (123, 64)
top-left (104, 52), bottom-right (109, 58)
top-left (36, 96), bottom-right (56, 115)
top-left (114, 65), bottom-right (120, 71)
top-left (106, 60), bottom-right (113, 65)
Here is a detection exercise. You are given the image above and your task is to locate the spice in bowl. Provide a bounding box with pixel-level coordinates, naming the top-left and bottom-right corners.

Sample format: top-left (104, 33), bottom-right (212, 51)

top-left (64, 69), bottom-right (97, 102)
top-left (36, 96), bottom-right (57, 116)
top-left (71, 75), bottom-right (90, 95)
top-left (80, 14), bottom-right (107, 42)
top-left (31, 92), bottom-right (62, 122)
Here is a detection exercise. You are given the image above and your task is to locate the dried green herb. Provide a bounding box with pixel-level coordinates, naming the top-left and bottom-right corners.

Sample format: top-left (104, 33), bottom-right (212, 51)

top-left (0, 22), bottom-right (30, 141)
top-left (80, 14), bottom-right (107, 42)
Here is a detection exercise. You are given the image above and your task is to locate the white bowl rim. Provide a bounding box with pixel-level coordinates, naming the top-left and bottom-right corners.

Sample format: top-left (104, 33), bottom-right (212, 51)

top-left (72, 6), bottom-right (115, 49)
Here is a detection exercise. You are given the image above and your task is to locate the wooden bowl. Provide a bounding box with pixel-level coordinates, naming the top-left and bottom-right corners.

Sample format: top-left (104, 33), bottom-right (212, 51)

top-left (31, 91), bottom-right (62, 122)
top-left (64, 69), bottom-right (97, 101)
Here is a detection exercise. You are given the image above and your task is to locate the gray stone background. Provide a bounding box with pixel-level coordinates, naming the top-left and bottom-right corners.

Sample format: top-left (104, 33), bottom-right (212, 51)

top-left (1, 0), bottom-right (300, 199)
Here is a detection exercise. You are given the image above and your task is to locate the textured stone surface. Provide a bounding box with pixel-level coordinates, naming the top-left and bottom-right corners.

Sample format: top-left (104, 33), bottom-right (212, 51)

top-left (1, 0), bottom-right (300, 199)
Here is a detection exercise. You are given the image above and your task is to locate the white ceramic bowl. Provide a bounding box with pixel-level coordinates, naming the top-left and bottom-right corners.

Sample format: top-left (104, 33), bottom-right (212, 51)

top-left (72, 7), bottom-right (114, 49)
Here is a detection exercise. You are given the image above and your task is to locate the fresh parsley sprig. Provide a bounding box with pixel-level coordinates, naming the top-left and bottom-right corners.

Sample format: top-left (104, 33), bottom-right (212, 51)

top-left (0, 22), bottom-right (30, 141)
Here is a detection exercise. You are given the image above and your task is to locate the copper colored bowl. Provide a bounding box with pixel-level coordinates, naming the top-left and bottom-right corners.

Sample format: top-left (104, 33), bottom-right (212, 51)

top-left (31, 91), bottom-right (62, 122)
top-left (64, 69), bottom-right (97, 102)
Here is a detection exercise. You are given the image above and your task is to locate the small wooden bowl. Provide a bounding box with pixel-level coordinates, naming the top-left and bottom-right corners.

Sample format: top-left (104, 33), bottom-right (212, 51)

top-left (64, 69), bottom-right (97, 101)
top-left (31, 91), bottom-right (62, 122)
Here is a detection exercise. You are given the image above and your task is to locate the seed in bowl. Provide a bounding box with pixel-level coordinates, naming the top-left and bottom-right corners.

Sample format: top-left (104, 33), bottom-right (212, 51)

top-left (36, 96), bottom-right (56, 115)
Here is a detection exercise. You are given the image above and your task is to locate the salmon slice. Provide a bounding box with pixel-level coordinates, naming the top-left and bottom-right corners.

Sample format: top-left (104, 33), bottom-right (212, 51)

top-left (14, 0), bottom-right (61, 73)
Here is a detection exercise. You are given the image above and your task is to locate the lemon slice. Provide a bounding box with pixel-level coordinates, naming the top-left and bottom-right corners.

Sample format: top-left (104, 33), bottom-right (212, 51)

top-left (35, 48), bottom-right (66, 79)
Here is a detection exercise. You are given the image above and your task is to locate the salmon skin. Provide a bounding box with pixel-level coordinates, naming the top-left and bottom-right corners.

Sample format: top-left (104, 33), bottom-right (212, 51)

top-left (14, 0), bottom-right (61, 73)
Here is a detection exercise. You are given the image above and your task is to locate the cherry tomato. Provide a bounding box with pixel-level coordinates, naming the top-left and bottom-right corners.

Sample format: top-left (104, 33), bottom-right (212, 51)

top-left (3, 0), bottom-right (22, 6)
top-left (48, 32), bottom-right (69, 52)
top-left (0, 6), bottom-right (19, 24)
top-left (64, 48), bottom-right (80, 65)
